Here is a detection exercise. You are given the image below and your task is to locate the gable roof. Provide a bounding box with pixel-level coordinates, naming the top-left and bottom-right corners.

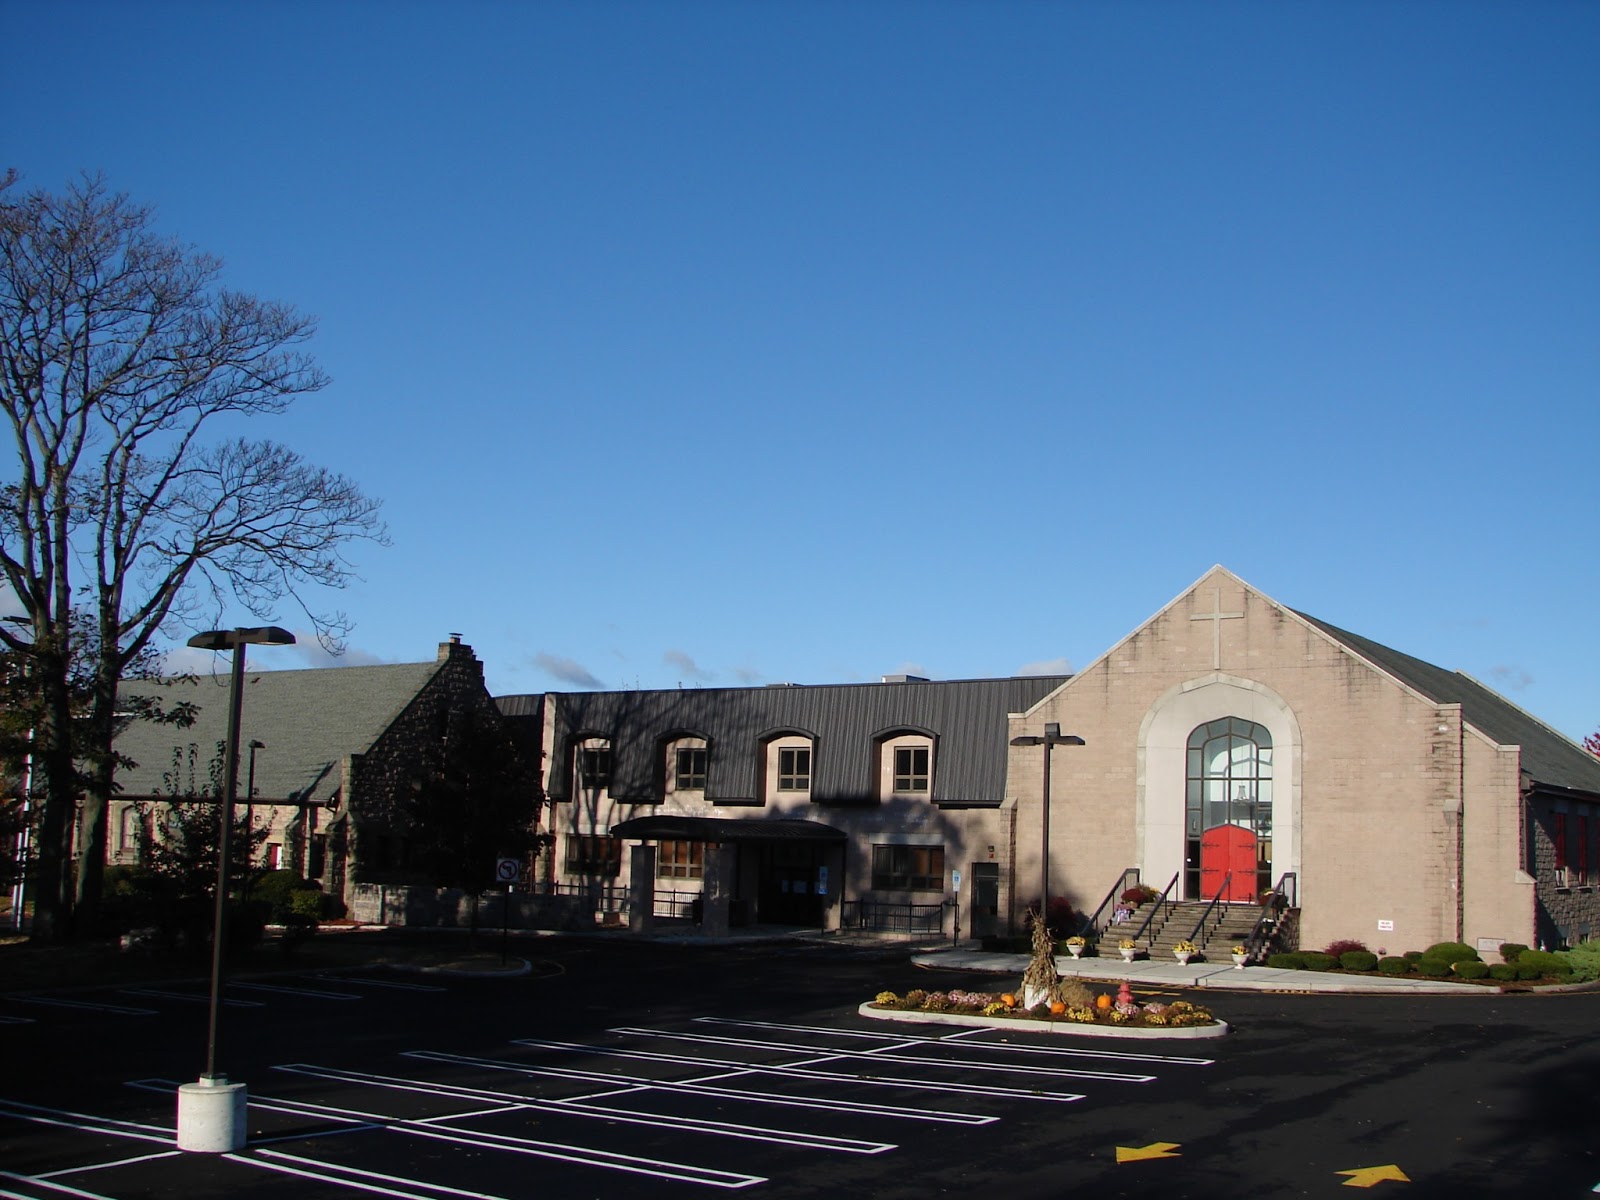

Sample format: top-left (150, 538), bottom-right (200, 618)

top-left (507, 675), bottom-right (1071, 806)
top-left (115, 660), bottom-right (444, 805)
top-left (1292, 612), bottom-right (1600, 797)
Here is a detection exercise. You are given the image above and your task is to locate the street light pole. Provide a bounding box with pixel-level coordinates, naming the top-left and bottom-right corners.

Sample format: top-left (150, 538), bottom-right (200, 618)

top-left (245, 740), bottom-right (265, 860)
top-left (176, 626), bottom-right (294, 1154)
top-left (1009, 722), bottom-right (1085, 929)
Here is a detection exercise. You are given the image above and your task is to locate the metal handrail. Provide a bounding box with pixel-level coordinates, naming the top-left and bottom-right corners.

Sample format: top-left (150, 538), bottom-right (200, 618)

top-left (1183, 873), bottom-right (1233, 946)
top-left (1241, 871), bottom-right (1298, 962)
top-left (1126, 872), bottom-right (1180, 948)
top-left (1076, 867), bottom-right (1142, 941)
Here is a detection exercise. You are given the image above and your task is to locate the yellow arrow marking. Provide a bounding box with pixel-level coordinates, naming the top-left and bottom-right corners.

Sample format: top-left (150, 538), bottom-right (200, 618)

top-left (1337, 1164), bottom-right (1410, 1188)
top-left (1115, 1142), bottom-right (1181, 1163)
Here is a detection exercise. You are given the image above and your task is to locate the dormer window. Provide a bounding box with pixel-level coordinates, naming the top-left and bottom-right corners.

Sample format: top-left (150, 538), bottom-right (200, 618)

top-left (877, 730), bottom-right (935, 800)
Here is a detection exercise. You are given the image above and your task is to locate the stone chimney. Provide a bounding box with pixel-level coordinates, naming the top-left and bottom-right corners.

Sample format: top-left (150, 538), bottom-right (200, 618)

top-left (438, 633), bottom-right (475, 663)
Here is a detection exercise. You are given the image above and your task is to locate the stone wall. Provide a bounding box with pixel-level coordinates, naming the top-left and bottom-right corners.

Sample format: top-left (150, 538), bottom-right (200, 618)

top-left (348, 883), bottom-right (593, 931)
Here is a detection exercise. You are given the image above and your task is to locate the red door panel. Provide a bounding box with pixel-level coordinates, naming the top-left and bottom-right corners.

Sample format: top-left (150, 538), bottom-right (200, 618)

top-left (1200, 824), bottom-right (1257, 902)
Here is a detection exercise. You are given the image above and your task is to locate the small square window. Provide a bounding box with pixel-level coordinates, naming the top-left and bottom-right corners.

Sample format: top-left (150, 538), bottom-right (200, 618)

top-left (778, 746), bottom-right (811, 792)
top-left (657, 839), bottom-right (704, 879)
top-left (893, 746), bottom-right (929, 793)
top-left (565, 834), bottom-right (621, 878)
top-left (675, 747), bottom-right (708, 790)
top-left (578, 747), bottom-right (611, 790)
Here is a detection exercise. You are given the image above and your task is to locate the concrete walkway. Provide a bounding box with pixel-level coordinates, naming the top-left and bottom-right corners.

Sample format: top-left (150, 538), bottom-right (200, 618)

top-left (907, 947), bottom-right (1496, 995)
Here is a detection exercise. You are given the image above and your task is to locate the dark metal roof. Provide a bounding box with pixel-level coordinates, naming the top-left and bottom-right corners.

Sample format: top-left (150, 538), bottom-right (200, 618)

top-left (1294, 611), bottom-right (1600, 797)
top-left (115, 661), bottom-right (444, 804)
top-left (507, 676), bottom-right (1070, 806)
top-left (609, 816), bottom-right (846, 843)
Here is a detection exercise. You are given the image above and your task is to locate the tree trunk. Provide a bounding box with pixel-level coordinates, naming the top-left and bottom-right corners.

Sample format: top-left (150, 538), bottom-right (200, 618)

top-left (28, 664), bottom-right (77, 943)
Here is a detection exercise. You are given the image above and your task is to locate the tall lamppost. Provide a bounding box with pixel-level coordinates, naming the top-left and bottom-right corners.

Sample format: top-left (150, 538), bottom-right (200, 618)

top-left (175, 626), bottom-right (295, 1154)
top-left (1009, 722), bottom-right (1084, 929)
top-left (244, 740), bottom-right (266, 853)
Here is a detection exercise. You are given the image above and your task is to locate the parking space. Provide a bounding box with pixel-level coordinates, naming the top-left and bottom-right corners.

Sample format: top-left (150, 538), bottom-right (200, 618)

top-left (0, 1007), bottom-right (1215, 1199)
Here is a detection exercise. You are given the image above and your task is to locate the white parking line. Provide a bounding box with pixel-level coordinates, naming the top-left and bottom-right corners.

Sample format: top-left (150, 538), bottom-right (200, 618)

top-left (120, 988), bottom-right (264, 1008)
top-left (270, 1063), bottom-right (895, 1155)
top-left (0, 1098), bottom-right (174, 1144)
top-left (405, 1050), bottom-right (997, 1126)
top-left (0, 1171), bottom-right (121, 1200)
top-left (312, 975), bottom-right (448, 993)
top-left (233, 1147), bottom-right (523, 1200)
top-left (8, 997), bottom-right (154, 1016)
top-left (694, 1017), bottom-right (1218, 1065)
top-left (230, 982), bottom-right (364, 1000)
top-left (35, 1151), bottom-right (182, 1179)
top-left (0, 1014), bottom-right (36, 1024)
top-left (610, 1026), bottom-right (1157, 1083)
top-left (514, 1038), bottom-right (1087, 1103)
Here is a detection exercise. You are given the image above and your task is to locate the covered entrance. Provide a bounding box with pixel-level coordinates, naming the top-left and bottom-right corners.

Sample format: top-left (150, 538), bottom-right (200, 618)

top-left (608, 815), bottom-right (847, 933)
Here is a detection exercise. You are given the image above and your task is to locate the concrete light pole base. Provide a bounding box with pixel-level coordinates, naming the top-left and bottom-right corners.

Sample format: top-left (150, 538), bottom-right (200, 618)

top-left (176, 1077), bottom-right (248, 1152)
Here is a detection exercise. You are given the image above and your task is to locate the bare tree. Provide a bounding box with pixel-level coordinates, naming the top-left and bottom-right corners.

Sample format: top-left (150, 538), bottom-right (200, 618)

top-left (0, 172), bottom-right (385, 940)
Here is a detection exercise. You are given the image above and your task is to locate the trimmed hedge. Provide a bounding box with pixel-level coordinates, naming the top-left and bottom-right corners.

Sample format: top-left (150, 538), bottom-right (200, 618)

top-left (1498, 942), bottom-right (1529, 963)
top-left (1301, 952), bottom-right (1337, 972)
top-left (1340, 951), bottom-right (1379, 972)
top-left (1377, 957), bottom-right (1412, 976)
top-left (1267, 952), bottom-right (1306, 970)
top-left (1452, 961), bottom-right (1490, 980)
top-left (1413, 958), bottom-right (1453, 977)
top-left (1422, 942), bottom-right (1480, 966)
top-left (1403, 950), bottom-right (1424, 961)
top-left (1515, 950), bottom-right (1572, 979)
top-left (1488, 963), bottom-right (1518, 982)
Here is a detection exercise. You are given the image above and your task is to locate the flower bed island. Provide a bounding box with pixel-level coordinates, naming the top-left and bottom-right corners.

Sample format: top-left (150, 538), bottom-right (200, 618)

top-left (862, 985), bottom-right (1229, 1040)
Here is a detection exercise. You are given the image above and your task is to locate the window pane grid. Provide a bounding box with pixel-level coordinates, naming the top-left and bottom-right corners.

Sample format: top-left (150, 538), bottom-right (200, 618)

top-left (871, 843), bottom-right (945, 891)
top-left (777, 746), bottom-right (811, 791)
top-left (675, 748), bottom-right (707, 790)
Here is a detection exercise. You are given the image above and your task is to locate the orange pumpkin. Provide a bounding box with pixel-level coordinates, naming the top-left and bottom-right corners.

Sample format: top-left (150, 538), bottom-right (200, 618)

top-left (1095, 993), bottom-right (1113, 1011)
top-left (1001, 993), bottom-right (1017, 1008)
top-left (1049, 1000), bottom-right (1066, 1015)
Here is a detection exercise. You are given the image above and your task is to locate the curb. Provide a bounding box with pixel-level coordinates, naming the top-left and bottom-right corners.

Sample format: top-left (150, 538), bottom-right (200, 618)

top-left (858, 1002), bottom-right (1230, 1040)
top-left (388, 957), bottom-right (533, 979)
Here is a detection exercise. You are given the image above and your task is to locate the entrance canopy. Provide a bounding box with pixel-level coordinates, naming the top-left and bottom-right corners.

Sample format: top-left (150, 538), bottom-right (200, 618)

top-left (608, 816), bottom-right (847, 844)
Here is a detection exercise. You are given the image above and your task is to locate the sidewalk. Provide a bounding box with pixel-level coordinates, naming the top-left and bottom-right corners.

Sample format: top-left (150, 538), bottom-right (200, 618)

top-left (907, 946), bottom-right (1497, 995)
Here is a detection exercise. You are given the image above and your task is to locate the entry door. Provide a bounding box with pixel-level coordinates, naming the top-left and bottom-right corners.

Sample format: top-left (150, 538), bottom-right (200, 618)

top-left (969, 863), bottom-right (1000, 938)
top-left (1200, 824), bottom-right (1258, 902)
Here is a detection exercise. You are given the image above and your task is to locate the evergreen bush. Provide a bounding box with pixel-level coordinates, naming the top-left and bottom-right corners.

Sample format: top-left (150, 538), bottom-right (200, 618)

top-left (1413, 958), bottom-right (1453, 976)
top-left (1514, 950), bottom-right (1572, 979)
top-left (1488, 963), bottom-right (1518, 981)
top-left (1452, 961), bottom-right (1490, 980)
top-left (1301, 952), bottom-right (1337, 972)
top-left (1377, 956), bottom-right (1412, 975)
top-left (1498, 942), bottom-right (1529, 963)
top-left (1267, 952), bottom-right (1306, 969)
top-left (1339, 951), bottom-right (1379, 972)
top-left (1403, 950), bottom-right (1424, 961)
top-left (1564, 941), bottom-right (1600, 983)
top-left (1422, 942), bottom-right (1480, 965)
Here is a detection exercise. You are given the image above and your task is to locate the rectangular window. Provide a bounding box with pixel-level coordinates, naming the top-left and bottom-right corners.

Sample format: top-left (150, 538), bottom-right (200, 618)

top-left (871, 843), bottom-right (945, 891)
top-left (778, 747), bottom-right (811, 792)
top-left (675, 748), bottom-right (708, 790)
top-left (893, 746), bottom-right (930, 792)
top-left (1579, 816), bottom-right (1590, 886)
top-left (1554, 813), bottom-right (1569, 886)
top-left (578, 748), bottom-right (611, 790)
top-left (657, 839), bottom-right (704, 879)
top-left (265, 843), bottom-right (282, 870)
top-left (309, 833), bottom-right (327, 878)
top-left (565, 834), bottom-right (621, 878)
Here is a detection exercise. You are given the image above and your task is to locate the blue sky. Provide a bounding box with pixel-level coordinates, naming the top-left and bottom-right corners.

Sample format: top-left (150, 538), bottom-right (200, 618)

top-left (5, 1), bottom-right (1597, 738)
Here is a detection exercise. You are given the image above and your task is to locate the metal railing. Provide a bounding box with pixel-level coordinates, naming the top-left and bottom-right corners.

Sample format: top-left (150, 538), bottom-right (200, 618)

top-left (1126, 872), bottom-right (1181, 949)
top-left (653, 888), bottom-right (701, 921)
top-left (845, 898), bottom-right (945, 937)
top-left (1241, 872), bottom-right (1298, 963)
top-left (1183, 872), bottom-right (1234, 945)
top-left (1076, 867), bottom-right (1142, 944)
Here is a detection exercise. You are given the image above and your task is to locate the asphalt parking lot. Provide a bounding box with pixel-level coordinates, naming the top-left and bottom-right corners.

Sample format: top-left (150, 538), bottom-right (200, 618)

top-left (2, 937), bottom-right (1598, 1198)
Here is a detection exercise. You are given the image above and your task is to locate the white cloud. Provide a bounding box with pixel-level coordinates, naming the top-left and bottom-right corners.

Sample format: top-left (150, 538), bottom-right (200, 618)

top-left (1488, 664), bottom-right (1533, 692)
top-left (534, 653), bottom-right (605, 690)
top-left (1017, 657), bottom-right (1074, 677)
top-left (664, 649), bottom-right (713, 682)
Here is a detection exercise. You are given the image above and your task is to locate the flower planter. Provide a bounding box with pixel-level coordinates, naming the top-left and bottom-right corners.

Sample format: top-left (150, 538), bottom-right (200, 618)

top-left (1232, 953), bottom-right (1248, 969)
top-left (1119, 947), bottom-right (1136, 962)
top-left (1174, 951), bottom-right (1192, 965)
top-left (1066, 944), bottom-right (1084, 959)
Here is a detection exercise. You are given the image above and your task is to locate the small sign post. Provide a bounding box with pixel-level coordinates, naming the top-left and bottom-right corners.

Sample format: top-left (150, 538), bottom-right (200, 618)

top-left (495, 857), bottom-right (520, 965)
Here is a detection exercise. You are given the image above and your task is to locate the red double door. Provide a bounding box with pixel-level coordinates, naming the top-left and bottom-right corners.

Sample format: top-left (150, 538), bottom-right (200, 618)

top-left (1200, 824), bottom-right (1258, 902)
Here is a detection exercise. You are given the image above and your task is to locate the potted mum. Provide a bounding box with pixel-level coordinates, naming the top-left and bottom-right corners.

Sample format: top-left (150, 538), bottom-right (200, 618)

top-left (1063, 935), bottom-right (1087, 959)
top-left (1118, 937), bottom-right (1137, 962)
top-left (1231, 944), bottom-right (1249, 969)
top-left (1173, 939), bottom-right (1198, 965)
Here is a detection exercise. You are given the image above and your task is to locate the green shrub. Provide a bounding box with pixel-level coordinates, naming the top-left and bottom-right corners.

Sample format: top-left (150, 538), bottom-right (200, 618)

top-left (1563, 941), bottom-right (1600, 983)
top-left (1515, 950), bottom-right (1572, 979)
top-left (1488, 963), bottom-right (1518, 982)
top-left (1413, 958), bottom-right (1453, 977)
top-left (251, 870), bottom-right (324, 923)
top-left (1403, 950), bottom-right (1424, 961)
top-left (1324, 939), bottom-right (1369, 958)
top-left (1301, 952), bottom-right (1337, 972)
top-left (1267, 952), bottom-right (1306, 970)
top-left (1452, 961), bottom-right (1490, 980)
top-left (1498, 942), bottom-right (1529, 963)
top-left (289, 889), bottom-right (326, 921)
top-left (1377, 956), bottom-right (1412, 975)
top-left (1422, 942), bottom-right (1480, 965)
top-left (1340, 951), bottom-right (1379, 972)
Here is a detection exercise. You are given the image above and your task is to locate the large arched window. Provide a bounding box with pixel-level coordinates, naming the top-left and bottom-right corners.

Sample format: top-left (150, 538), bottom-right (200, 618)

top-left (1185, 717), bottom-right (1273, 899)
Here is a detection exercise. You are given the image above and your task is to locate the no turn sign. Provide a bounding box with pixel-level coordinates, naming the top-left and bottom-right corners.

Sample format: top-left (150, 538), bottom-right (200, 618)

top-left (494, 857), bottom-right (521, 884)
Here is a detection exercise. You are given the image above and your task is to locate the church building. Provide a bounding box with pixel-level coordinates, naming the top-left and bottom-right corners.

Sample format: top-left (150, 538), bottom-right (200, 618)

top-left (515, 567), bottom-right (1600, 955)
